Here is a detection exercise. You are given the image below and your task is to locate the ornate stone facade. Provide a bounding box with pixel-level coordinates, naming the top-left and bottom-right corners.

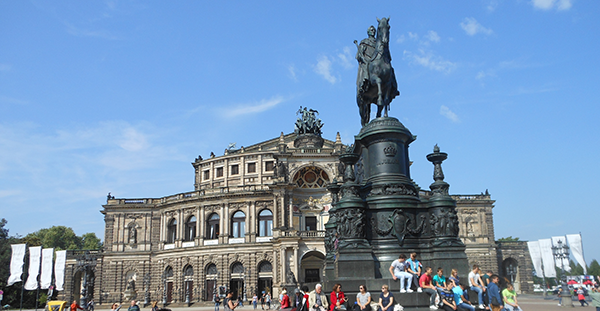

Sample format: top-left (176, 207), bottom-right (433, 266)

top-left (58, 130), bottom-right (532, 305)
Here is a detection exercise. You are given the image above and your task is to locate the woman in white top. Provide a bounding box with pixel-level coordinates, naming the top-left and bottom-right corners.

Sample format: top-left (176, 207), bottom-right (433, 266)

top-left (354, 285), bottom-right (372, 311)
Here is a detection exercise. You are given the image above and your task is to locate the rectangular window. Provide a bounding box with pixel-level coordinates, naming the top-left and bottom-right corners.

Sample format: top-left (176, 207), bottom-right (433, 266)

top-left (305, 216), bottom-right (317, 231)
top-left (203, 170), bottom-right (210, 180)
top-left (247, 162), bottom-right (256, 173)
top-left (265, 161), bottom-right (274, 171)
top-left (216, 167), bottom-right (223, 178)
top-left (231, 164), bottom-right (239, 175)
top-left (305, 269), bottom-right (320, 283)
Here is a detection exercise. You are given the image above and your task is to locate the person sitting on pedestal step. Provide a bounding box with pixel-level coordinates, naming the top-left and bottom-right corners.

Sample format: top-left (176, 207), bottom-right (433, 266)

top-left (389, 254), bottom-right (413, 293)
top-left (405, 253), bottom-right (422, 292)
top-left (419, 267), bottom-right (439, 310)
top-left (308, 284), bottom-right (329, 311)
top-left (354, 285), bottom-right (372, 311)
top-left (439, 281), bottom-right (457, 311)
top-left (330, 284), bottom-right (348, 311)
top-left (468, 265), bottom-right (486, 309)
top-left (487, 275), bottom-right (503, 311)
top-left (281, 289), bottom-right (291, 311)
top-left (577, 287), bottom-right (589, 307)
top-left (502, 283), bottom-right (521, 311)
top-left (377, 285), bottom-right (395, 311)
top-left (452, 283), bottom-right (475, 311)
top-left (448, 269), bottom-right (460, 288)
top-left (432, 268), bottom-right (447, 296)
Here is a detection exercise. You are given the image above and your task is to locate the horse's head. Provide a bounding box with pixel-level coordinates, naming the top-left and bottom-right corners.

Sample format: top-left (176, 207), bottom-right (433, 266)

top-left (376, 17), bottom-right (390, 44)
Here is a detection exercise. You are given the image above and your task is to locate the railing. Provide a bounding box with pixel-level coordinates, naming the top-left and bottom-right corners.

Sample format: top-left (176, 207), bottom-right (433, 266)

top-left (281, 230), bottom-right (326, 238)
top-left (108, 185), bottom-right (272, 205)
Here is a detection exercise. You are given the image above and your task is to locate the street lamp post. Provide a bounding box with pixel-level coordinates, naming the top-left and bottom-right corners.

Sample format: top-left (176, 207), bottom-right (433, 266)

top-left (506, 263), bottom-right (517, 285)
top-left (552, 240), bottom-right (573, 308)
top-left (243, 268), bottom-right (248, 302)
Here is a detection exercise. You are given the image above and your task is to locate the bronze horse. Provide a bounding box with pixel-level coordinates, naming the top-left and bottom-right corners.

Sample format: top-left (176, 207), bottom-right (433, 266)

top-left (356, 17), bottom-right (399, 126)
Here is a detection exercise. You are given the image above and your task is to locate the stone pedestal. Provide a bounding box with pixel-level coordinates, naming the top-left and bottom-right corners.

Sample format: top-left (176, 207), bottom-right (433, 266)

top-left (326, 116), bottom-right (469, 290)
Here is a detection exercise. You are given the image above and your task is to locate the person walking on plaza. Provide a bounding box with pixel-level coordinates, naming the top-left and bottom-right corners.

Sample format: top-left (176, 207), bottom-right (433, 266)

top-left (308, 284), bottom-right (329, 311)
top-left (452, 283), bottom-right (475, 311)
top-left (151, 301), bottom-right (158, 311)
top-left (419, 267), bottom-right (439, 310)
top-left (439, 282), bottom-right (457, 311)
top-left (225, 290), bottom-right (240, 311)
top-left (389, 254), bottom-right (413, 293)
top-left (71, 301), bottom-right (84, 311)
top-left (253, 293), bottom-right (258, 310)
top-left (266, 292), bottom-right (272, 310)
top-left (577, 287), bottom-right (589, 307)
top-left (406, 253), bottom-right (422, 292)
top-left (87, 300), bottom-right (94, 311)
top-left (502, 283), bottom-right (521, 311)
top-left (377, 285), bottom-right (394, 311)
top-left (261, 291), bottom-right (267, 310)
top-left (110, 303), bottom-right (121, 311)
top-left (127, 301), bottom-right (140, 311)
top-left (468, 265), bottom-right (486, 309)
top-left (487, 275), bottom-right (503, 311)
top-left (281, 289), bottom-right (291, 311)
top-left (354, 285), bottom-right (372, 311)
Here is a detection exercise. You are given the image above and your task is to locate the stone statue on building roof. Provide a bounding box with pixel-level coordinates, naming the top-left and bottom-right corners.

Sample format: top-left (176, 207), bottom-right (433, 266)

top-left (294, 106), bottom-right (324, 137)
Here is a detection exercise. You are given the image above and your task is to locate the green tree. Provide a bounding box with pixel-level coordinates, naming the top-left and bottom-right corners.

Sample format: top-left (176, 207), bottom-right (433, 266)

top-left (569, 260), bottom-right (584, 275)
top-left (81, 232), bottom-right (103, 249)
top-left (588, 259), bottom-right (600, 276)
top-left (498, 236), bottom-right (520, 242)
top-left (23, 226), bottom-right (82, 250)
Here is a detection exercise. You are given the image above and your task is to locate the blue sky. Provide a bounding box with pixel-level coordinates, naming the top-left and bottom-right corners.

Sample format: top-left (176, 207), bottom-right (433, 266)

top-left (1, 0), bottom-right (599, 265)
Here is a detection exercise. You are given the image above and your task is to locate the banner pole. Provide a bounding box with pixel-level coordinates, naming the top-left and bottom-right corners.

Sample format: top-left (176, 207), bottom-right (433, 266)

top-left (20, 244), bottom-right (28, 311)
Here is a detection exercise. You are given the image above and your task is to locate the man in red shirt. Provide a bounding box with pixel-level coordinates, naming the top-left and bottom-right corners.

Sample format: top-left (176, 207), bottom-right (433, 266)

top-left (419, 267), bottom-right (439, 310)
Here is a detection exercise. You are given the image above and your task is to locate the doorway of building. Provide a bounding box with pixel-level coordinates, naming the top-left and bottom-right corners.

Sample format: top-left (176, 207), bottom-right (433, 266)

top-left (229, 279), bottom-right (244, 300)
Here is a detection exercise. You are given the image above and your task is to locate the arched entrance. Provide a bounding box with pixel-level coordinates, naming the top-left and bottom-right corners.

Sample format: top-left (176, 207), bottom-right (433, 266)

top-left (205, 264), bottom-right (218, 301)
top-left (257, 261), bottom-right (272, 296)
top-left (72, 269), bottom-right (95, 303)
top-left (229, 262), bottom-right (244, 300)
top-left (183, 265), bottom-right (193, 303)
top-left (300, 251), bottom-right (325, 284)
top-left (164, 266), bottom-right (174, 303)
top-left (502, 258), bottom-right (520, 292)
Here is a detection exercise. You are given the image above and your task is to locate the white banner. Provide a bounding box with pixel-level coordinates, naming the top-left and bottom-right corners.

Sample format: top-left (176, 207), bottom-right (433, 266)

top-left (566, 234), bottom-right (587, 275)
top-left (552, 236), bottom-right (571, 272)
top-left (24, 246), bottom-right (42, 290)
top-left (8, 244), bottom-right (26, 286)
top-left (538, 238), bottom-right (557, 278)
top-left (527, 241), bottom-right (544, 278)
top-left (40, 248), bottom-right (54, 289)
top-left (54, 250), bottom-right (67, 291)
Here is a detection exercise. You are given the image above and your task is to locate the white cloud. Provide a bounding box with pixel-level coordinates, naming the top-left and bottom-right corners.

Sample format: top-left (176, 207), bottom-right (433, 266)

top-left (314, 55), bottom-right (337, 84)
top-left (532, 0), bottom-right (572, 10)
top-left (226, 96), bottom-right (285, 117)
top-left (425, 31), bottom-right (441, 43)
top-left (288, 64), bottom-right (298, 81)
top-left (396, 34), bottom-right (406, 43)
top-left (64, 22), bottom-right (122, 40)
top-left (486, 0), bottom-right (500, 12)
top-left (403, 49), bottom-right (457, 74)
top-left (337, 47), bottom-right (354, 69)
top-left (476, 69), bottom-right (497, 80)
top-left (440, 105), bottom-right (460, 123)
top-left (460, 18), bottom-right (493, 36)
top-left (408, 32), bottom-right (419, 40)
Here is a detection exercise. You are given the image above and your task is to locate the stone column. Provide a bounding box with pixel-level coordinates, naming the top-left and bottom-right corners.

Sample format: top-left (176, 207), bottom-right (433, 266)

top-left (223, 203), bottom-right (229, 244)
top-left (293, 246), bottom-right (299, 284)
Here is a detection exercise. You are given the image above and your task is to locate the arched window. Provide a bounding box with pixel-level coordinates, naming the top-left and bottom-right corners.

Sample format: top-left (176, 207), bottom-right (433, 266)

top-left (231, 211), bottom-right (246, 238)
top-left (206, 213), bottom-right (220, 240)
top-left (292, 166), bottom-right (330, 188)
top-left (184, 265), bottom-right (194, 277)
top-left (167, 218), bottom-right (177, 243)
top-left (206, 263), bottom-right (218, 275)
top-left (258, 209), bottom-right (273, 237)
top-left (165, 266), bottom-right (174, 278)
top-left (231, 262), bottom-right (244, 274)
top-left (185, 216), bottom-right (197, 241)
top-left (258, 261), bottom-right (272, 273)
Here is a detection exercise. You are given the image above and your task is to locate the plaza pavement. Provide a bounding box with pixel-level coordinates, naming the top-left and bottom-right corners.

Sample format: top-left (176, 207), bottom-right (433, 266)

top-left (14, 294), bottom-right (593, 311)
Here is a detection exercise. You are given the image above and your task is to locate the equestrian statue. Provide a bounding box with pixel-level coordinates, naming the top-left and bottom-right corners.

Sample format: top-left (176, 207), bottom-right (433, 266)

top-left (354, 17), bottom-right (399, 127)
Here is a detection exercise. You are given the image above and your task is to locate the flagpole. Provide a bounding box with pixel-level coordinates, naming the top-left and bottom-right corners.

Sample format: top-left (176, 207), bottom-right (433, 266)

top-left (20, 244), bottom-right (28, 311)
